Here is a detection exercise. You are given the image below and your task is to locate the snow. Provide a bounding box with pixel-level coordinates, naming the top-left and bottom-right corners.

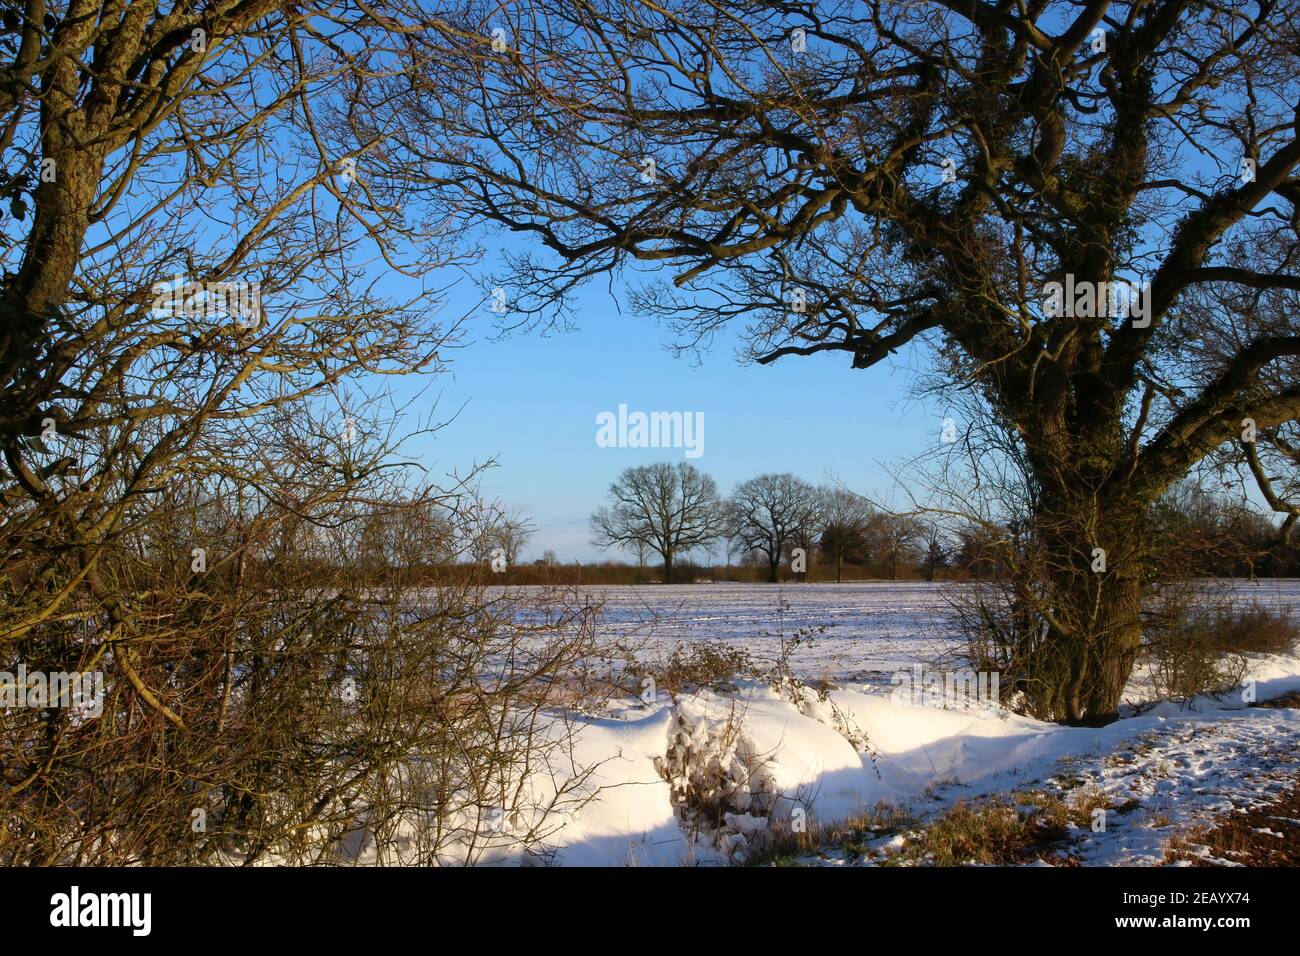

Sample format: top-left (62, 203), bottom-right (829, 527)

top-left (281, 580), bottom-right (1300, 866)
top-left (517, 580), bottom-right (1300, 865)
top-left (570, 578), bottom-right (1300, 683)
top-left (540, 671), bottom-right (1300, 866)
top-left (575, 581), bottom-right (961, 680)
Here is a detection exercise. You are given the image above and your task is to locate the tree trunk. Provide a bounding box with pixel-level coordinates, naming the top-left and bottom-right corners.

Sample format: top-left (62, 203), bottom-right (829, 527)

top-left (1025, 572), bottom-right (1144, 724)
top-left (1008, 491), bottom-right (1149, 725)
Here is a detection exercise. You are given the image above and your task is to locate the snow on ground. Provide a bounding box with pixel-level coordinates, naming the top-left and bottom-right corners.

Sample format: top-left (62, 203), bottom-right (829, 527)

top-left (512, 580), bottom-right (1300, 866)
top-left (288, 581), bottom-right (1298, 866)
top-left (559, 578), bottom-right (1300, 682)
top-left (1061, 705), bottom-right (1300, 865)
top-left (574, 581), bottom-right (959, 680)
top-left (536, 666), bottom-right (1299, 865)
top-left (265, 663), bottom-right (1298, 867)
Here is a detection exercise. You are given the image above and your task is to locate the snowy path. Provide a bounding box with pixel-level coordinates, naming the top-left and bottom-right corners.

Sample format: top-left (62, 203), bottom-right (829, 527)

top-left (876, 699), bottom-right (1300, 866)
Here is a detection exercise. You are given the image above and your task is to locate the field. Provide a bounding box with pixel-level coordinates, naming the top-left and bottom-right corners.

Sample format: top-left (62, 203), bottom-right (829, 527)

top-left (457, 580), bottom-right (1300, 866)
top-left (557, 579), bottom-right (1300, 682)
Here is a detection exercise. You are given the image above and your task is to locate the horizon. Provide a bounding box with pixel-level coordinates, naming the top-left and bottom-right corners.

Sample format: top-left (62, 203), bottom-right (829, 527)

top-left (387, 275), bottom-right (946, 563)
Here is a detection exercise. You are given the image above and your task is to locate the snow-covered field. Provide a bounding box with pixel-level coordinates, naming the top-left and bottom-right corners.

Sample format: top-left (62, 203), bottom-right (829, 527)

top-left (510, 580), bottom-right (1300, 866)
top-left (301, 580), bottom-right (1300, 867)
top-left (572, 579), bottom-right (1300, 681)
top-left (578, 581), bottom-right (956, 680)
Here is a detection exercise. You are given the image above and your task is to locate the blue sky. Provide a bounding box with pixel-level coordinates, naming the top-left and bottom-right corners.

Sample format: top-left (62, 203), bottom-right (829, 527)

top-left (353, 35), bottom-right (1259, 565)
top-left (389, 274), bottom-right (944, 562)
top-left (322, 65), bottom-right (1262, 566)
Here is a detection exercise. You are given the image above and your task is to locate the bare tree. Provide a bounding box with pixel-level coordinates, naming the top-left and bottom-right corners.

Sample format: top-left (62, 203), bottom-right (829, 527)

top-left (875, 513), bottom-right (924, 581)
top-left (0, 1), bottom-right (604, 865)
top-left (920, 523), bottom-right (949, 583)
top-left (359, 497), bottom-right (458, 575)
top-left (730, 473), bottom-right (819, 583)
top-left (818, 486), bottom-right (876, 583)
top-left (590, 462), bottom-right (726, 582)
top-left (411, 0), bottom-right (1300, 723)
top-left (468, 503), bottom-right (535, 569)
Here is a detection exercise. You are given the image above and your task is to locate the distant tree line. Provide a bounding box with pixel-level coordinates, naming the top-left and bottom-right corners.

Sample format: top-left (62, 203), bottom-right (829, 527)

top-left (125, 465), bottom-right (1290, 587)
top-left (587, 464), bottom-right (1300, 584)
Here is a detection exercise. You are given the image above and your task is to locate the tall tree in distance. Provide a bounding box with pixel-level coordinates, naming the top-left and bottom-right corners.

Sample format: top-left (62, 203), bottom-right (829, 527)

top-left (469, 503), bottom-right (535, 569)
top-left (590, 462), bottom-right (726, 582)
top-left (730, 473), bottom-right (820, 582)
top-left (875, 514), bottom-right (924, 581)
top-left (818, 486), bottom-right (875, 583)
top-left (920, 523), bottom-right (950, 582)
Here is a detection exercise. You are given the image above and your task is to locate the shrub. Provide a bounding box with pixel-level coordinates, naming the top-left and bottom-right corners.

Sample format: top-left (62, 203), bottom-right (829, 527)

top-left (1210, 603), bottom-right (1300, 655)
top-left (1140, 587), bottom-right (1254, 707)
top-left (653, 704), bottom-right (777, 861)
top-left (627, 641), bottom-right (757, 696)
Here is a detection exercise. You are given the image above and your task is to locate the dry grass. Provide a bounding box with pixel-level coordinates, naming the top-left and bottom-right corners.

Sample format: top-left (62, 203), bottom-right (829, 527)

top-left (748, 788), bottom-right (1112, 867)
top-left (1212, 604), bottom-right (1300, 655)
top-left (628, 642), bottom-right (759, 696)
top-left (744, 802), bottom-right (915, 866)
top-left (1165, 777), bottom-right (1300, 866)
top-left (888, 799), bottom-right (1074, 866)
